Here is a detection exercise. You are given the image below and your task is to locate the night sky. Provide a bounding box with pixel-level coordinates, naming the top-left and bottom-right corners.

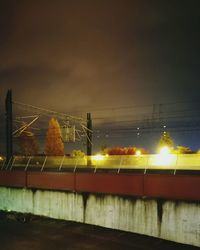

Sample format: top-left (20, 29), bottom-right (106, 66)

top-left (0, 0), bottom-right (200, 153)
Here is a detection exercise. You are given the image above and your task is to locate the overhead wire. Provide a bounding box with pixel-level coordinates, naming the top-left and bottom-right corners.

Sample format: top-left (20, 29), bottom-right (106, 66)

top-left (1, 100), bottom-right (199, 150)
top-left (66, 100), bottom-right (200, 114)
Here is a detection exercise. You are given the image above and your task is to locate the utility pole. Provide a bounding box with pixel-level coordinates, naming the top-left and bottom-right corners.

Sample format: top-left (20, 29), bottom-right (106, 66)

top-left (86, 113), bottom-right (92, 156)
top-left (5, 89), bottom-right (13, 164)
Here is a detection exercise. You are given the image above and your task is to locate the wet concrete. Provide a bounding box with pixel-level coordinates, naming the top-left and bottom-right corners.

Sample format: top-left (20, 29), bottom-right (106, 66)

top-left (0, 212), bottom-right (198, 250)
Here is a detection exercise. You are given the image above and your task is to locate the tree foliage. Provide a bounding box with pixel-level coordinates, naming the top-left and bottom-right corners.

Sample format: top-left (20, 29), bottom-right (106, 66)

top-left (106, 146), bottom-right (148, 155)
top-left (19, 124), bottom-right (38, 156)
top-left (173, 146), bottom-right (193, 154)
top-left (100, 144), bottom-right (108, 155)
top-left (45, 118), bottom-right (64, 156)
top-left (158, 132), bottom-right (174, 150)
top-left (71, 149), bottom-right (85, 158)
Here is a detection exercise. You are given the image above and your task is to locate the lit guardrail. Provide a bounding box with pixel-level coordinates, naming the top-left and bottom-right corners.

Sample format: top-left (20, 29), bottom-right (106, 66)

top-left (90, 154), bottom-right (200, 170)
top-left (1, 154), bottom-right (200, 171)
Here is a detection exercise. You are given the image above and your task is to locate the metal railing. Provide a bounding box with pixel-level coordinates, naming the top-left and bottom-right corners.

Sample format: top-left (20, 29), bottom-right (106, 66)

top-left (1, 154), bottom-right (200, 171)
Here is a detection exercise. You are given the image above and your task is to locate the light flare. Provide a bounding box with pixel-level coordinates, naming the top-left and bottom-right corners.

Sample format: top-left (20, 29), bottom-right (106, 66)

top-left (93, 154), bottom-right (104, 161)
top-left (136, 150), bottom-right (141, 156)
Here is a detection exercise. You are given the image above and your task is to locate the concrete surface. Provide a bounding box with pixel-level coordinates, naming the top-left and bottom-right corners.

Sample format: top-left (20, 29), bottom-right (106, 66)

top-left (0, 187), bottom-right (199, 247)
top-left (0, 212), bottom-right (199, 250)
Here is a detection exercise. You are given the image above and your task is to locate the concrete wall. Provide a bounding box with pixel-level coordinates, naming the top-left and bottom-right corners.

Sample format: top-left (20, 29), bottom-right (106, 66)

top-left (0, 187), bottom-right (199, 247)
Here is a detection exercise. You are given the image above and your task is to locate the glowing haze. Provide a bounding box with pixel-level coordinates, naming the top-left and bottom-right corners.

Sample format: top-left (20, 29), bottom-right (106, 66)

top-left (0, 1), bottom-right (200, 153)
top-left (0, 0), bottom-right (199, 112)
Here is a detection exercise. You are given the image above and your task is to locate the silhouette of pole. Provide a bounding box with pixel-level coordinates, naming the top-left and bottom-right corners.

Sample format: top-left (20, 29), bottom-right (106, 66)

top-left (86, 113), bottom-right (92, 156)
top-left (5, 89), bottom-right (13, 163)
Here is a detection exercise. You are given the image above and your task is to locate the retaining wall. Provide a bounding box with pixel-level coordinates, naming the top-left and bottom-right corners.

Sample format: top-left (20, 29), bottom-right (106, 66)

top-left (0, 187), bottom-right (199, 247)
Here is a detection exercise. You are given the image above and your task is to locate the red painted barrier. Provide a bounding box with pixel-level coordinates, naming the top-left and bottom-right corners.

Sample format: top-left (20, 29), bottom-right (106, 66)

top-left (144, 174), bottom-right (200, 201)
top-left (27, 172), bottom-right (75, 191)
top-left (0, 171), bottom-right (26, 187)
top-left (75, 173), bottom-right (144, 196)
top-left (0, 170), bottom-right (200, 201)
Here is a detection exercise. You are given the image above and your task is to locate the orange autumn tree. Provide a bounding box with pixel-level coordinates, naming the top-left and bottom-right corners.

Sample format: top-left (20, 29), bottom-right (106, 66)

top-left (45, 118), bottom-right (64, 156)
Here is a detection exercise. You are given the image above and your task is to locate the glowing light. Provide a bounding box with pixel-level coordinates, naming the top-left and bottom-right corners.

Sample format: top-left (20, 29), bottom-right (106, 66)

top-left (154, 147), bottom-right (175, 166)
top-left (0, 156), bottom-right (3, 161)
top-left (136, 150), bottom-right (141, 156)
top-left (93, 154), bottom-right (104, 161)
top-left (159, 146), bottom-right (170, 156)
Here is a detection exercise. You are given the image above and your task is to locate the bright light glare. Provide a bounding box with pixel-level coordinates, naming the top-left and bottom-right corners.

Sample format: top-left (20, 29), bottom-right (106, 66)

top-left (154, 147), bottom-right (174, 166)
top-left (159, 146), bottom-right (170, 156)
top-left (93, 154), bottom-right (104, 161)
top-left (136, 150), bottom-right (141, 156)
top-left (0, 156), bottom-right (3, 161)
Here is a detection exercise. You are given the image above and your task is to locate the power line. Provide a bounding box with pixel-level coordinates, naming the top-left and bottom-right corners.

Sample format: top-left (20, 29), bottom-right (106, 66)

top-left (13, 101), bottom-right (84, 123)
top-left (65, 100), bottom-right (200, 113)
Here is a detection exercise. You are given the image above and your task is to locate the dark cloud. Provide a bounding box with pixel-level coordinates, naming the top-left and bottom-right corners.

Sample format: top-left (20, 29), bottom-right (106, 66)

top-left (0, 0), bottom-right (200, 113)
top-left (0, 1), bottom-right (200, 153)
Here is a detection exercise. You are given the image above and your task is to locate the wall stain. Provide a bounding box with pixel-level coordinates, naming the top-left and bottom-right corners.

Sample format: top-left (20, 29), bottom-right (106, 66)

top-left (82, 193), bottom-right (89, 223)
top-left (157, 199), bottom-right (164, 224)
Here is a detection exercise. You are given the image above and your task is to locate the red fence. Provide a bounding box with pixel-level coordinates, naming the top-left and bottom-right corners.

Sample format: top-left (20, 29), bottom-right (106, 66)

top-left (0, 170), bottom-right (199, 201)
top-left (27, 172), bottom-right (75, 191)
top-left (76, 173), bottom-right (144, 196)
top-left (0, 171), bottom-right (26, 187)
top-left (144, 174), bottom-right (200, 201)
